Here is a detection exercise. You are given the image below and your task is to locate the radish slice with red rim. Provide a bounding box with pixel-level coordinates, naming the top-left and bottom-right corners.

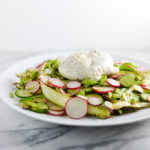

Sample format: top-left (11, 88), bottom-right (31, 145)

top-left (65, 97), bottom-right (88, 119)
top-left (141, 84), bottom-right (150, 91)
top-left (106, 78), bottom-right (120, 87)
top-left (36, 62), bottom-right (44, 69)
top-left (111, 74), bottom-right (124, 79)
top-left (13, 82), bottom-right (21, 88)
top-left (48, 110), bottom-right (65, 116)
top-left (93, 86), bottom-right (115, 93)
top-left (88, 97), bottom-right (102, 106)
top-left (66, 81), bottom-right (81, 89)
top-left (49, 78), bottom-right (65, 88)
top-left (36, 62), bottom-right (45, 73)
top-left (25, 80), bottom-right (40, 94)
top-left (126, 64), bottom-right (137, 71)
top-left (59, 88), bottom-right (66, 95)
top-left (40, 75), bottom-right (52, 87)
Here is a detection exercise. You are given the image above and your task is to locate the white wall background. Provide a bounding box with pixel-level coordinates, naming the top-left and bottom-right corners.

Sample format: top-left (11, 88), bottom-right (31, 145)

top-left (0, 0), bottom-right (150, 52)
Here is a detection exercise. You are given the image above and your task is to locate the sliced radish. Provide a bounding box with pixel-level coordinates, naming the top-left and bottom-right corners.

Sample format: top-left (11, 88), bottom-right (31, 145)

top-left (88, 97), bottom-right (102, 106)
top-left (13, 82), bottom-right (21, 88)
top-left (111, 74), bottom-right (124, 79)
top-left (59, 88), bottom-right (66, 95)
top-left (126, 64), bottom-right (137, 71)
top-left (49, 78), bottom-right (65, 88)
top-left (137, 66), bottom-right (146, 73)
top-left (66, 81), bottom-right (81, 89)
top-left (47, 102), bottom-right (65, 111)
top-left (48, 110), bottom-right (65, 116)
top-left (69, 88), bottom-right (80, 96)
top-left (65, 97), bottom-right (88, 119)
top-left (40, 75), bottom-right (52, 87)
top-left (25, 80), bottom-right (40, 94)
top-left (36, 62), bottom-right (45, 74)
top-left (141, 84), bottom-right (150, 91)
top-left (36, 62), bottom-right (44, 69)
top-left (106, 78), bottom-right (120, 87)
top-left (93, 86), bottom-right (115, 94)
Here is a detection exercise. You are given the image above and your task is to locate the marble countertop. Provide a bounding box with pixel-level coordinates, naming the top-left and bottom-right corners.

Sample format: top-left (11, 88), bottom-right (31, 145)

top-left (1, 49), bottom-right (150, 150)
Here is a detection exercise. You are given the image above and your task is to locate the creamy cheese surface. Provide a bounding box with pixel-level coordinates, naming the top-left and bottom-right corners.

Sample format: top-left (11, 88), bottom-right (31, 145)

top-left (58, 50), bottom-right (119, 81)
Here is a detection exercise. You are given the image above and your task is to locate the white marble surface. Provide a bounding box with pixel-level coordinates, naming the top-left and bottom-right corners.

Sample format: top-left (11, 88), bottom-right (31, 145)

top-left (1, 49), bottom-right (150, 150)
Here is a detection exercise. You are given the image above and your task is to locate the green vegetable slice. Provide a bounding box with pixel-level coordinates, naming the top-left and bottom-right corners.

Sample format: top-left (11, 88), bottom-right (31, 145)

top-left (119, 63), bottom-right (138, 73)
top-left (98, 75), bottom-right (108, 86)
top-left (10, 91), bottom-right (14, 98)
top-left (119, 75), bottom-right (135, 87)
top-left (19, 95), bottom-right (46, 103)
top-left (20, 100), bottom-right (48, 113)
top-left (15, 89), bottom-right (32, 98)
top-left (82, 79), bottom-right (97, 88)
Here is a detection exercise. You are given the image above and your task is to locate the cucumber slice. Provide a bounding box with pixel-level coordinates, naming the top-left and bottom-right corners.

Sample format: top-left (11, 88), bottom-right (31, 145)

top-left (32, 103), bottom-right (48, 113)
top-left (15, 89), bottom-right (32, 98)
top-left (119, 75), bottom-right (135, 87)
top-left (41, 82), bottom-right (110, 118)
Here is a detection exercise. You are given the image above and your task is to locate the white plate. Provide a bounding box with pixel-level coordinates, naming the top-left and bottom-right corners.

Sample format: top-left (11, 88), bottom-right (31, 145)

top-left (0, 51), bottom-right (150, 126)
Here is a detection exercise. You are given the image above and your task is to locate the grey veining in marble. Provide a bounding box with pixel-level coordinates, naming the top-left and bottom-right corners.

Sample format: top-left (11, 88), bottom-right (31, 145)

top-left (0, 49), bottom-right (150, 150)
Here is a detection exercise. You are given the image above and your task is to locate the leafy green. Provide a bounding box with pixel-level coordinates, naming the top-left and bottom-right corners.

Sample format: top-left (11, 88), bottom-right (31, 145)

top-left (19, 96), bottom-right (48, 113)
top-left (30, 69), bottom-right (39, 80)
top-left (114, 88), bottom-right (121, 94)
top-left (98, 75), bottom-right (108, 86)
top-left (119, 63), bottom-right (138, 74)
top-left (119, 75), bottom-right (135, 87)
top-left (84, 87), bottom-right (93, 93)
top-left (76, 89), bottom-right (85, 96)
top-left (130, 98), bottom-right (136, 105)
top-left (19, 95), bottom-right (46, 103)
top-left (10, 91), bottom-right (14, 98)
top-left (42, 59), bottom-right (60, 78)
top-left (112, 93), bottom-right (119, 99)
top-left (16, 69), bottom-right (39, 85)
top-left (82, 79), bottom-right (97, 88)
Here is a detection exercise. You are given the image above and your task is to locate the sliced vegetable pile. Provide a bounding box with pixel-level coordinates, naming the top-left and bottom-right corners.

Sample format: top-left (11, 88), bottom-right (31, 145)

top-left (11, 59), bottom-right (150, 119)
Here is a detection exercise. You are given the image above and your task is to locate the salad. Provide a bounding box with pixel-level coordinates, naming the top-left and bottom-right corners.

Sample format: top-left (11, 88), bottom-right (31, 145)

top-left (11, 50), bottom-right (150, 119)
